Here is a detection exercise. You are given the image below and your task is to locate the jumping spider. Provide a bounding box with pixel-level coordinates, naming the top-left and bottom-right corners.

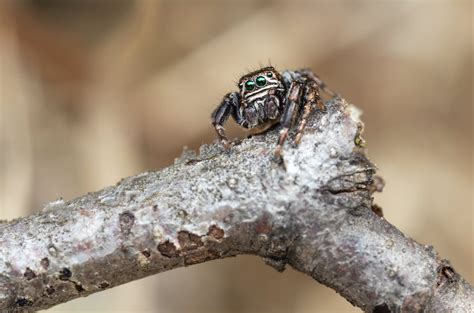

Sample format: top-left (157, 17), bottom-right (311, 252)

top-left (211, 66), bottom-right (337, 157)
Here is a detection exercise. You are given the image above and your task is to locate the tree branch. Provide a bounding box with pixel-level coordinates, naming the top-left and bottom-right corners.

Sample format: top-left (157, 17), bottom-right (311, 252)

top-left (0, 98), bottom-right (472, 312)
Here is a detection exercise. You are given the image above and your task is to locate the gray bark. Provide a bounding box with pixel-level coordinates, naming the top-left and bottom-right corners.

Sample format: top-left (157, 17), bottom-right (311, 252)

top-left (0, 98), bottom-right (472, 312)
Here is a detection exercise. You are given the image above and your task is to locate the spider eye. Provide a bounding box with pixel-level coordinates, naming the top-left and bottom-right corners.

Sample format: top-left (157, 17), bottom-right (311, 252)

top-left (245, 80), bottom-right (255, 91)
top-left (256, 76), bottom-right (266, 87)
top-left (266, 72), bottom-right (273, 78)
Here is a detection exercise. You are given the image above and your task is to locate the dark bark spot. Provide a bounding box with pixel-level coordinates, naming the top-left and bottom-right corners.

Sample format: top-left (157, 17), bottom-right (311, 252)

top-left (185, 159), bottom-right (200, 165)
top-left (373, 303), bottom-right (391, 313)
top-left (99, 281), bottom-right (110, 289)
top-left (371, 204), bottom-right (384, 217)
top-left (41, 257), bottom-right (50, 269)
top-left (15, 298), bottom-right (33, 307)
top-left (437, 261), bottom-right (458, 287)
top-left (23, 267), bottom-right (36, 280)
top-left (74, 282), bottom-right (85, 292)
top-left (45, 285), bottom-right (55, 295)
top-left (177, 231), bottom-right (203, 251)
top-left (263, 256), bottom-right (286, 272)
top-left (57, 268), bottom-right (85, 292)
top-left (141, 249), bottom-right (151, 258)
top-left (184, 250), bottom-right (220, 266)
top-left (208, 225), bottom-right (224, 240)
top-left (255, 211), bottom-right (272, 234)
top-left (59, 267), bottom-right (72, 280)
top-left (153, 205), bottom-right (159, 212)
top-left (157, 240), bottom-right (179, 258)
top-left (441, 266), bottom-right (456, 282)
top-left (119, 211), bottom-right (135, 235)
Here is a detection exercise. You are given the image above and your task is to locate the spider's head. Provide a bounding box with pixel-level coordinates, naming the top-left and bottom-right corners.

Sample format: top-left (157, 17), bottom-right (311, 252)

top-left (238, 66), bottom-right (284, 105)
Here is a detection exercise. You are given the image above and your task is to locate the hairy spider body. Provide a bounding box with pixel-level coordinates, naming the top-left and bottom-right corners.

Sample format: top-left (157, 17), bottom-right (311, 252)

top-left (211, 67), bottom-right (337, 157)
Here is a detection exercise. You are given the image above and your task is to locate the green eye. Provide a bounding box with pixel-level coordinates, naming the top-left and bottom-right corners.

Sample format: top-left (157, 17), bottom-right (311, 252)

top-left (256, 76), bottom-right (266, 87)
top-left (266, 72), bottom-right (273, 78)
top-left (245, 80), bottom-right (255, 91)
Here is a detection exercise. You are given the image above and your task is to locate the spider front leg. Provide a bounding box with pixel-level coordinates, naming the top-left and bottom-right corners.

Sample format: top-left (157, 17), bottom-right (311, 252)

top-left (294, 81), bottom-right (324, 145)
top-left (211, 92), bottom-right (240, 148)
top-left (274, 81), bottom-right (303, 158)
top-left (299, 68), bottom-right (339, 98)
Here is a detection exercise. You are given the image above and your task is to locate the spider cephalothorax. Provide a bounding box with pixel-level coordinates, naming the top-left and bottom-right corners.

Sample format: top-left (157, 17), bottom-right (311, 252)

top-left (212, 66), bottom-right (337, 157)
top-left (237, 67), bottom-right (284, 129)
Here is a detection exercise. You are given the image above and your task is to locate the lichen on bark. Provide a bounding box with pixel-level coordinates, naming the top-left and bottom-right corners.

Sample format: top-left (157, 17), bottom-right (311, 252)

top-left (0, 98), bottom-right (472, 312)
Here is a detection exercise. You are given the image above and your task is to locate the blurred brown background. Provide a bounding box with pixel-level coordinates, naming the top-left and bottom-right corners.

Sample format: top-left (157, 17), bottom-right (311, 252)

top-left (0, 0), bottom-right (472, 312)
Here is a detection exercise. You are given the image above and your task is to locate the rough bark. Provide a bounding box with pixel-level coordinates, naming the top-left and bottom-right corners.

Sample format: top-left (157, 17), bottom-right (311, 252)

top-left (0, 98), bottom-right (472, 312)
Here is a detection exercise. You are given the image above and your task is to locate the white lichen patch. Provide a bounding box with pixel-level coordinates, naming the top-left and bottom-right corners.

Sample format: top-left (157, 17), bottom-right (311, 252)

top-left (284, 102), bottom-right (360, 190)
top-left (41, 198), bottom-right (65, 212)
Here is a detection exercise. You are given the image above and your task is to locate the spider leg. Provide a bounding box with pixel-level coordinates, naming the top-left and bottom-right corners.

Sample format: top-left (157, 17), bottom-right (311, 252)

top-left (274, 81), bottom-right (303, 158)
top-left (298, 68), bottom-right (339, 98)
top-left (211, 92), bottom-right (240, 148)
top-left (231, 101), bottom-right (251, 129)
top-left (295, 81), bottom-right (324, 145)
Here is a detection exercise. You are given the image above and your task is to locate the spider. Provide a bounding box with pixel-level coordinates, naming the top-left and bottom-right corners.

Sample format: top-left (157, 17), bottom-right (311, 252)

top-left (211, 66), bottom-right (338, 157)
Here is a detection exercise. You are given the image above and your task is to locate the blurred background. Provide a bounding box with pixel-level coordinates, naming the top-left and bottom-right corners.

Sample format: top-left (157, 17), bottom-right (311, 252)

top-left (0, 0), bottom-right (472, 312)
